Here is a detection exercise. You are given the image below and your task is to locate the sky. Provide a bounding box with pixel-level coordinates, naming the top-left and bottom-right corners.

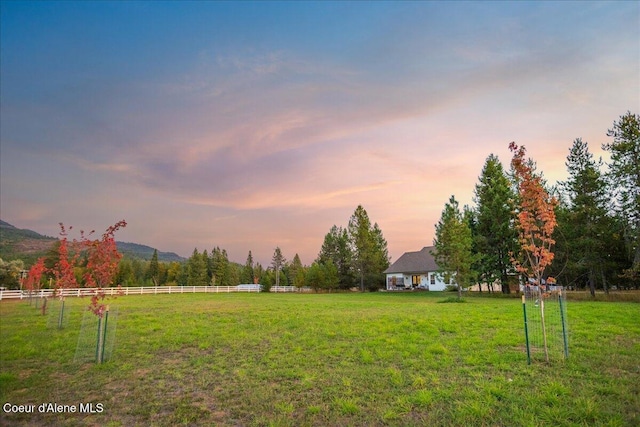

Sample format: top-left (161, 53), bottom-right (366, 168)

top-left (1, 1), bottom-right (639, 266)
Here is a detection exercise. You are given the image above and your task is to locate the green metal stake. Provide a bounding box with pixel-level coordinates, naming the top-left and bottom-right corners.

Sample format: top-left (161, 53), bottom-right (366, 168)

top-left (558, 292), bottom-right (569, 360)
top-left (101, 308), bottom-right (109, 364)
top-left (522, 295), bottom-right (531, 365)
top-left (58, 299), bottom-right (65, 329)
top-left (96, 315), bottom-right (103, 363)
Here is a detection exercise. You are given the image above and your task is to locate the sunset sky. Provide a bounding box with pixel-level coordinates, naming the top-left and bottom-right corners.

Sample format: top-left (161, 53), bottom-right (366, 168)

top-left (1, 1), bottom-right (638, 266)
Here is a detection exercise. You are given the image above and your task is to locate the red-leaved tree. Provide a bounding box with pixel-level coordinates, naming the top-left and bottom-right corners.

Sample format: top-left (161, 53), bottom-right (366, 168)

top-left (509, 142), bottom-right (558, 286)
top-left (82, 220), bottom-right (127, 316)
top-left (53, 223), bottom-right (82, 294)
top-left (52, 220), bottom-right (127, 317)
top-left (24, 257), bottom-right (46, 295)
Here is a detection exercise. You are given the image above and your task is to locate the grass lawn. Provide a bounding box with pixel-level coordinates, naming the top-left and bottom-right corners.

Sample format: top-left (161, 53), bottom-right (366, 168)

top-left (1, 292), bottom-right (639, 426)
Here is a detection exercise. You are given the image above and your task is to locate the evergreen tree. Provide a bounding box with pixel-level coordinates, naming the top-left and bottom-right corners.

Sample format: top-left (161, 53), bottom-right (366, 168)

top-left (116, 258), bottom-right (135, 287)
top-left (211, 247), bottom-right (230, 286)
top-left (201, 249), bottom-right (212, 284)
top-left (166, 261), bottom-right (183, 285)
top-left (260, 268), bottom-right (274, 292)
top-left (176, 263), bottom-right (188, 286)
top-left (288, 253), bottom-right (303, 286)
top-left (187, 248), bottom-right (208, 286)
top-left (370, 222), bottom-right (391, 288)
top-left (317, 225), bottom-right (354, 289)
top-left (559, 138), bottom-right (612, 295)
top-left (271, 247), bottom-right (286, 287)
top-left (433, 195), bottom-right (476, 299)
top-left (254, 262), bottom-right (264, 285)
top-left (305, 261), bottom-right (337, 292)
top-left (603, 112), bottom-right (640, 283)
top-left (148, 249), bottom-right (159, 286)
top-left (347, 205), bottom-right (390, 291)
top-left (349, 205), bottom-right (373, 291)
top-left (305, 262), bottom-right (325, 292)
top-left (242, 250), bottom-right (255, 284)
top-left (473, 154), bottom-right (518, 293)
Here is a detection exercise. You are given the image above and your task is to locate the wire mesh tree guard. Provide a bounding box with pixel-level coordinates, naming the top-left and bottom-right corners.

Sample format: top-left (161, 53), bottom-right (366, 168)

top-left (74, 306), bottom-right (118, 364)
top-left (522, 285), bottom-right (569, 364)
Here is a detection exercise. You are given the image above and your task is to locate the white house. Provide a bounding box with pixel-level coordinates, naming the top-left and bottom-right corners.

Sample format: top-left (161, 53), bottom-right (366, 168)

top-left (383, 246), bottom-right (450, 291)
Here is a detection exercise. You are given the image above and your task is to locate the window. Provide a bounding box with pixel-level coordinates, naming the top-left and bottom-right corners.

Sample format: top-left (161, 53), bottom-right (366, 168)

top-left (430, 274), bottom-right (435, 285)
top-left (412, 275), bottom-right (420, 286)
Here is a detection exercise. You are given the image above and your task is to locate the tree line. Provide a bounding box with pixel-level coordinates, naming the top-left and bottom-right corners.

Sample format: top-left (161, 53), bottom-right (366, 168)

top-left (105, 204), bottom-right (391, 292)
top-left (433, 112), bottom-right (639, 295)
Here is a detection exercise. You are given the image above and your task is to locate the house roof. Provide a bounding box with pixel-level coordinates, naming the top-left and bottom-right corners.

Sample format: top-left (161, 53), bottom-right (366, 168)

top-left (384, 246), bottom-right (438, 274)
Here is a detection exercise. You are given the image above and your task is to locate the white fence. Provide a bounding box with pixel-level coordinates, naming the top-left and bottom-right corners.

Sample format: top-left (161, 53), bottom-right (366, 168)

top-left (0, 285), bottom-right (309, 300)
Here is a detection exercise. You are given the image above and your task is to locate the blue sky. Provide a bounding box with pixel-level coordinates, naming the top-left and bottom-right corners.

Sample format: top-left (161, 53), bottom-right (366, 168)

top-left (1, 1), bottom-right (638, 266)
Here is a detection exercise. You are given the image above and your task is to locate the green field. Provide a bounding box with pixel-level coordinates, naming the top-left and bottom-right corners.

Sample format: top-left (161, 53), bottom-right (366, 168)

top-left (1, 293), bottom-right (638, 426)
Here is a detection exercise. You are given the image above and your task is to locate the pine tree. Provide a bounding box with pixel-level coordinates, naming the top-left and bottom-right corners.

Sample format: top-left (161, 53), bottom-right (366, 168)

top-left (433, 195), bottom-right (476, 299)
top-left (348, 205), bottom-right (390, 291)
top-left (242, 251), bottom-right (255, 284)
top-left (211, 247), bottom-right (230, 286)
top-left (560, 139), bottom-right (617, 295)
top-left (288, 253), bottom-right (303, 287)
top-left (271, 247), bottom-right (286, 287)
top-left (473, 154), bottom-right (518, 293)
top-left (603, 112), bottom-right (640, 283)
top-left (148, 249), bottom-right (159, 286)
top-left (187, 248), bottom-right (208, 286)
top-left (317, 225), bottom-right (354, 289)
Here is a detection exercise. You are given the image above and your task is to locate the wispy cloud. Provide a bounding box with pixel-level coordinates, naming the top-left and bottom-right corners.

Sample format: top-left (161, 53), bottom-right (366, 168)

top-left (1, 1), bottom-right (637, 264)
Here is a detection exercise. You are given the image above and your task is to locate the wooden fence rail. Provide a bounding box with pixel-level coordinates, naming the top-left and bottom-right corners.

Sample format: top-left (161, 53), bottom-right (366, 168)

top-left (0, 285), bottom-right (309, 300)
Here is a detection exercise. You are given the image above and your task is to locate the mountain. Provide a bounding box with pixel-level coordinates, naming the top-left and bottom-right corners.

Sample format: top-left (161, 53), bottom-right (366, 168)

top-left (0, 220), bottom-right (184, 264)
top-left (116, 242), bottom-right (185, 262)
top-left (0, 220), bottom-right (58, 264)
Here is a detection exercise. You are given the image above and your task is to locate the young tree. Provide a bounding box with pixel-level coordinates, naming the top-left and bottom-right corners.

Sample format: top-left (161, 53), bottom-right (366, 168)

top-left (433, 195), bottom-right (476, 299)
top-left (271, 247), bottom-right (286, 287)
top-left (509, 142), bottom-right (558, 287)
top-left (24, 257), bottom-right (46, 294)
top-left (82, 220), bottom-right (127, 316)
top-left (52, 223), bottom-right (81, 293)
top-left (603, 112), bottom-right (640, 283)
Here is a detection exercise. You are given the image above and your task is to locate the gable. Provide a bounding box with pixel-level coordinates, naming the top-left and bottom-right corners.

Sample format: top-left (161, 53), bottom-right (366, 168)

top-left (384, 246), bottom-right (438, 274)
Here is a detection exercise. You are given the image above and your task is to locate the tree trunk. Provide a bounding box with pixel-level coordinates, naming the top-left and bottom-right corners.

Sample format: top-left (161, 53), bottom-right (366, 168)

top-left (589, 269), bottom-right (596, 298)
top-left (501, 270), bottom-right (510, 294)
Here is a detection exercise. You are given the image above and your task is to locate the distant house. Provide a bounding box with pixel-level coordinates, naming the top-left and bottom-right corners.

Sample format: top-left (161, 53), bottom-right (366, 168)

top-left (383, 246), bottom-right (451, 291)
